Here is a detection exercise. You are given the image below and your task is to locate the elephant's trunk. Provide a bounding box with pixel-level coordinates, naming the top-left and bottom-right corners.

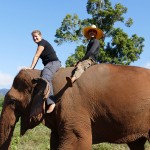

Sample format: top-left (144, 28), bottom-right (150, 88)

top-left (0, 108), bottom-right (17, 150)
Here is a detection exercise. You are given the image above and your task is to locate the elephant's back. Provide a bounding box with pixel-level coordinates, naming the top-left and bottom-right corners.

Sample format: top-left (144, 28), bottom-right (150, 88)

top-left (81, 64), bottom-right (150, 102)
top-left (53, 64), bottom-right (150, 96)
top-left (81, 63), bottom-right (150, 89)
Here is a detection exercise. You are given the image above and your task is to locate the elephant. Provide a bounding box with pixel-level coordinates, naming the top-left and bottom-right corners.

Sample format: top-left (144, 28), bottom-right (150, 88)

top-left (0, 63), bottom-right (150, 150)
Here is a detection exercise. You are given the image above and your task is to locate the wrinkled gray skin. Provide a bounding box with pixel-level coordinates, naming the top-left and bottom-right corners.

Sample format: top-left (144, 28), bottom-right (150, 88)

top-left (0, 64), bottom-right (150, 150)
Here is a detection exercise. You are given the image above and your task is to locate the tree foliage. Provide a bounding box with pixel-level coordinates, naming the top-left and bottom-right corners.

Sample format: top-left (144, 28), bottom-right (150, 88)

top-left (54, 0), bottom-right (144, 66)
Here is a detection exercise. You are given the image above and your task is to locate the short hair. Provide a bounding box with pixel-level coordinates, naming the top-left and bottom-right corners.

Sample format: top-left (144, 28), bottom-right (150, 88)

top-left (31, 30), bottom-right (42, 36)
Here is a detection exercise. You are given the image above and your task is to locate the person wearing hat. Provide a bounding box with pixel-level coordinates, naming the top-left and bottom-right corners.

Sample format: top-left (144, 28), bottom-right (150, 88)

top-left (24, 30), bottom-right (61, 113)
top-left (66, 25), bottom-right (104, 86)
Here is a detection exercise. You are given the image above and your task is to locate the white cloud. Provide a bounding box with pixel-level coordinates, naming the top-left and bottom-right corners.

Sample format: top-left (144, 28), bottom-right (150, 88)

top-left (0, 72), bottom-right (14, 89)
top-left (17, 66), bottom-right (26, 71)
top-left (144, 62), bottom-right (150, 69)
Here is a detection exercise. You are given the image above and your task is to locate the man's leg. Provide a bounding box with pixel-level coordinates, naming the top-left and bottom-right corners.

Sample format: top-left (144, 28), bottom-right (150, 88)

top-left (66, 59), bottom-right (93, 86)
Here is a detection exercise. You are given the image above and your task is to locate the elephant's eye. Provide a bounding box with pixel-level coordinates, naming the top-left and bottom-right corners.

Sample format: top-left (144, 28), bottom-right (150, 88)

top-left (8, 99), bottom-right (16, 106)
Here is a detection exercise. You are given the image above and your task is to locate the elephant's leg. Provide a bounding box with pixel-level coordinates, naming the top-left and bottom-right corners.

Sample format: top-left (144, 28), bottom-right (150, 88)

top-left (58, 126), bottom-right (92, 150)
top-left (75, 129), bottom-right (92, 150)
top-left (50, 131), bottom-right (59, 150)
top-left (127, 137), bottom-right (147, 150)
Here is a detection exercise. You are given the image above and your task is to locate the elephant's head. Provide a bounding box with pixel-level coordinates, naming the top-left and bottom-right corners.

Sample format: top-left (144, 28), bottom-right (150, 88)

top-left (0, 69), bottom-right (50, 149)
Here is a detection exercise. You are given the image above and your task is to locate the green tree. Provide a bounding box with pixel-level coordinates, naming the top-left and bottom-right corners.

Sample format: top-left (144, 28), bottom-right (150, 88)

top-left (54, 0), bottom-right (144, 67)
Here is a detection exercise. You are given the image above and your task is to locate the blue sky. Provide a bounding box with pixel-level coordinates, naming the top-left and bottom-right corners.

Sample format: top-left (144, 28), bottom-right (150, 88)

top-left (0, 0), bottom-right (150, 88)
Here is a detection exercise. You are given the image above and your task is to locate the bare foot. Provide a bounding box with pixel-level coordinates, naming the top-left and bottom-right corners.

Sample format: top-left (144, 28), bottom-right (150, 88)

top-left (46, 103), bottom-right (56, 113)
top-left (71, 76), bottom-right (76, 83)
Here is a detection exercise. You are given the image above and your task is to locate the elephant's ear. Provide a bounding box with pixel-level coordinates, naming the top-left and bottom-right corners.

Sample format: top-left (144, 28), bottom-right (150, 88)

top-left (30, 77), bottom-right (50, 121)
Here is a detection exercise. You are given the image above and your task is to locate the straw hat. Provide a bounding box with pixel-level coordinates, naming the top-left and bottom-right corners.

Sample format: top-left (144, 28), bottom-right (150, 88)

top-left (83, 24), bottom-right (103, 40)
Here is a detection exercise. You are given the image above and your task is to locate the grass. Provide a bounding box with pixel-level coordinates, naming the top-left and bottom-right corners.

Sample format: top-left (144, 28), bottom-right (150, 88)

top-left (0, 98), bottom-right (150, 150)
top-left (11, 122), bottom-right (50, 150)
top-left (0, 97), bottom-right (3, 112)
